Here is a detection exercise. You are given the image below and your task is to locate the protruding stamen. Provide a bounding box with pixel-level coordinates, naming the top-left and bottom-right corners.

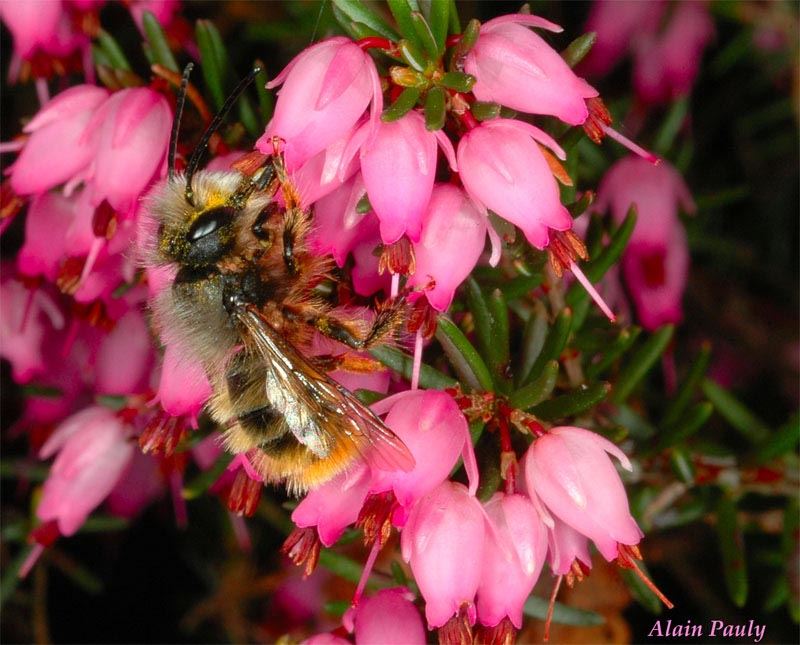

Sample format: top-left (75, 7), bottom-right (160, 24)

top-left (282, 527), bottom-right (321, 578)
top-left (600, 124), bottom-right (660, 165)
top-left (438, 604), bottom-right (474, 645)
top-left (544, 574), bottom-right (564, 642)
top-left (569, 261), bottom-right (616, 323)
top-left (411, 329), bottom-right (423, 390)
top-left (617, 544), bottom-right (674, 609)
top-left (226, 468), bottom-right (262, 517)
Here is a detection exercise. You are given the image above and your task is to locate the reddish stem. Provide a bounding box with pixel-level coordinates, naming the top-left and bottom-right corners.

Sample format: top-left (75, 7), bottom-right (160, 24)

top-left (458, 108), bottom-right (479, 131)
top-left (497, 404), bottom-right (516, 495)
top-left (357, 36), bottom-right (394, 51)
top-left (446, 34), bottom-right (462, 47)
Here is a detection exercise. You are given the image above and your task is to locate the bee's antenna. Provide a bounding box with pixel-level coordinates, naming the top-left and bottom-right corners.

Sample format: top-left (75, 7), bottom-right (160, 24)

top-left (185, 67), bottom-right (262, 207)
top-left (169, 63), bottom-right (194, 183)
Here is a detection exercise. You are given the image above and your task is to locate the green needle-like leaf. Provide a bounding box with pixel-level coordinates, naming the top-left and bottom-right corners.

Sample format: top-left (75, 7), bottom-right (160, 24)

top-left (611, 325), bottom-right (674, 404)
top-left (97, 29), bottom-right (132, 71)
top-left (331, 0), bottom-right (399, 40)
top-left (656, 402), bottom-right (714, 450)
top-left (466, 279), bottom-right (509, 390)
top-left (383, 87), bottom-right (421, 121)
top-left (509, 360), bottom-right (559, 410)
top-left (532, 382), bottom-right (610, 420)
top-left (1, 545), bottom-right (35, 608)
top-left (523, 308), bottom-right (572, 385)
top-left (585, 326), bottom-right (642, 380)
top-left (387, 0), bottom-right (425, 52)
top-left (447, 0), bottom-right (460, 33)
top-left (566, 207), bottom-right (637, 308)
top-left (195, 23), bottom-right (222, 106)
top-left (524, 596), bottom-right (605, 626)
top-left (717, 495), bottom-right (748, 607)
top-left (254, 63), bottom-right (274, 125)
top-left (410, 11), bottom-right (439, 59)
top-left (561, 32), bottom-right (596, 68)
top-left (669, 447), bottom-right (695, 484)
top-left (398, 38), bottom-right (428, 71)
top-left (620, 565), bottom-right (663, 614)
top-left (436, 316), bottom-right (494, 392)
top-left (424, 86), bottom-right (446, 130)
top-left (142, 11), bottom-right (179, 72)
top-left (654, 97), bottom-right (689, 155)
top-left (701, 379), bottom-right (770, 443)
top-left (662, 342), bottom-right (712, 427)
top-left (370, 346), bottom-right (456, 389)
top-left (426, 0), bottom-right (449, 53)
top-left (755, 412), bottom-right (800, 463)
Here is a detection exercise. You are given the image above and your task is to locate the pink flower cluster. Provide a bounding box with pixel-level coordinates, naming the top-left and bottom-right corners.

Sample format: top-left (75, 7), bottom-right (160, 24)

top-left (0, 76), bottom-right (185, 561)
top-left (293, 387), bottom-right (649, 640)
top-left (252, 14), bottom-right (648, 317)
top-left (582, 0), bottom-right (715, 104)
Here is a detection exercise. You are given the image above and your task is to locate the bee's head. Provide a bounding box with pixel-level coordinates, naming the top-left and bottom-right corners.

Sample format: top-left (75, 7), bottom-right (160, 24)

top-left (147, 171), bottom-right (243, 268)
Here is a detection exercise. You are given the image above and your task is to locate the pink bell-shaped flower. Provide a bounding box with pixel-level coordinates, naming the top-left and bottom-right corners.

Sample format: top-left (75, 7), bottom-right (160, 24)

top-left (407, 185), bottom-right (487, 312)
top-left (86, 87), bottom-right (172, 214)
top-left (94, 308), bottom-right (153, 396)
top-left (476, 493), bottom-right (548, 629)
top-left (457, 118), bottom-right (571, 249)
top-left (106, 450), bottom-right (164, 520)
top-left (310, 174), bottom-right (372, 267)
top-left (623, 224), bottom-right (689, 330)
top-left (547, 516), bottom-right (593, 576)
top-left (9, 85), bottom-right (109, 195)
top-left (596, 156), bottom-right (695, 245)
top-left (257, 37), bottom-right (382, 170)
top-left (595, 156), bottom-right (694, 329)
top-left (358, 111), bottom-right (437, 244)
top-left (0, 275), bottom-right (64, 383)
top-left (353, 587), bottom-right (426, 645)
top-left (370, 390), bottom-right (477, 519)
top-left (401, 481), bottom-right (486, 629)
top-left (524, 426), bottom-right (643, 561)
top-left (465, 14), bottom-right (598, 125)
top-left (291, 462), bottom-right (372, 547)
top-left (156, 340), bottom-right (213, 421)
top-left (633, 1), bottom-right (714, 104)
top-left (581, 0), bottom-right (666, 77)
top-left (37, 406), bottom-right (135, 536)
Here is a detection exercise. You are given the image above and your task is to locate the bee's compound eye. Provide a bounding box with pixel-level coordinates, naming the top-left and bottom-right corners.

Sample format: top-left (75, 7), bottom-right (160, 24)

top-left (187, 206), bottom-right (236, 242)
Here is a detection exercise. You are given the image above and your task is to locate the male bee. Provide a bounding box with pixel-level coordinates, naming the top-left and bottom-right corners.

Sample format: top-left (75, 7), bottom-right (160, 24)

top-left (142, 65), bottom-right (414, 493)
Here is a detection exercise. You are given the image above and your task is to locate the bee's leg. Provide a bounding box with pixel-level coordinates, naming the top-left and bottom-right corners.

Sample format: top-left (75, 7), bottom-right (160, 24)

top-left (281, 206), bottom-right (313, 276)
top-left (308, 299), bottom-right (407, 350)
top-left (310, 353), bottom-right (386, 373)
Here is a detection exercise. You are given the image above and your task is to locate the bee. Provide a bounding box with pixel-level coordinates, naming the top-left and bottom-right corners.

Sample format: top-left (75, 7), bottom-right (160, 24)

top-left (142, 65), bottom-right (414, 493)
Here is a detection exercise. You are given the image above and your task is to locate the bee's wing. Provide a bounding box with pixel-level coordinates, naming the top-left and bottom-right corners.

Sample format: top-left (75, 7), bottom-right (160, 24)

top-left (237, 308), bottom-right (415, 473)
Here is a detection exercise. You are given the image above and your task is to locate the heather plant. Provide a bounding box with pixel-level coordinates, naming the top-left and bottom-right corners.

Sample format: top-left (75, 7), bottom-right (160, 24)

top-left (1, 1), bottom-right (797, 643)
